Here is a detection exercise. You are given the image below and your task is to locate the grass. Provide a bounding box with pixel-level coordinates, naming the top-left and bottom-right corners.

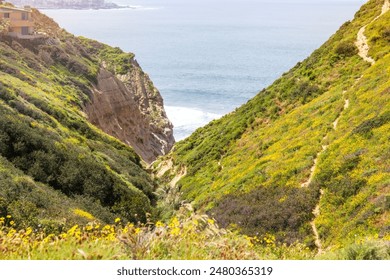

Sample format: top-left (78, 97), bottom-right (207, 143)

top-left (0, 206), bottom-right (323, 260)
top-left (160, 0), bottom-right (390, 248)
top-left (1, 0), bottom-right (389, 259)
top-left (3, 208), bottom-right (386, 260)
top-left (0, 208), bottom-right (260, 260)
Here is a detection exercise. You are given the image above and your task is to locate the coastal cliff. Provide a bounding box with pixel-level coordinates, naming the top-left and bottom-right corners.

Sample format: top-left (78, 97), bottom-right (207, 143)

top-left (1, 1), bottom-right (389, 260)
top-left (0, 8), bottom-right (173, 226)
top-left (86, 64), bottom-right (174, 164)
top-left (32, 9), bottom-right (174, 164)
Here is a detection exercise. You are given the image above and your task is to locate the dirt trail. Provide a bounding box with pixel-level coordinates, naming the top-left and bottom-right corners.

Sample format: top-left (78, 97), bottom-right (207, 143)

top-left (375, 0), bottom-right (390, 17)
top-left (154, 157), bottom-right (187, 188)
top-left (333, 98), bottom-right (349, 129)
top-left (155, 158), bottom-right (173, 178)
top-left (356, 0), bottom-right (389, 65)
top-left (300, 94), bottom-right (345, 188)
top-left (308, 0), bottom-right (389, 245)
top-left (302, 91), bottom-right (349, 254)
top-left (356, 26), bottom-right (376, 65)
top-left (170, 166), bottom-right (187, 188)
top-left (310, 189), bottom-right (324, 254)
top-left (301, 93), bottom-right (348, 188)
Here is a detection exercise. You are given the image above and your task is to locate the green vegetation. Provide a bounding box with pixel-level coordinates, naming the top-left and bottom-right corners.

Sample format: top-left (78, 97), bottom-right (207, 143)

top-left (2, 207), bottom-right (387, 260)
top-left (0, 10), bottom-right (157, 231)
top-left (1, 1), bottom-right (389, 259)
top-left (160, 0), bottom-right (390, 252)
top-left (0, 208), bottom-right (261, 260)
top-left (211, 185), bottom-right (319, 245)
top-left (366, 8), bottom-right (390, 60)
top-left (319, 241), bottom-right (390, 260)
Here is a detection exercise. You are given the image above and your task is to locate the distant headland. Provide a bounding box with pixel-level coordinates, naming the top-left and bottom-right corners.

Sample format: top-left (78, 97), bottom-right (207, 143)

top-left (5, 0), bottom-right (129, 10)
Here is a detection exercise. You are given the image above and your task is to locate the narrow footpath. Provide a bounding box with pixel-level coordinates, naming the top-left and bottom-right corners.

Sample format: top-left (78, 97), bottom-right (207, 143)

top-left (307, 0), bottom-right (389, 255)
top-left (302, 92), bottom-right (349, 254)
top-left (355, 0), bottom-right (389, 65)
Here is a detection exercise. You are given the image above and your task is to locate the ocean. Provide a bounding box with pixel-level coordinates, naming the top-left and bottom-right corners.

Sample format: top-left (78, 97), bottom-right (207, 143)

top-left (42, 0), bottom-right (366, 140)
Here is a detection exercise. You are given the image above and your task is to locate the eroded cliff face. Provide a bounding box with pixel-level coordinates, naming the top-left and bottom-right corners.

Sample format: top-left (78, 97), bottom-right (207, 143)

top-left (0, 7), bottom-right (172, 225)
top-left (7, 8), bottom-right (176, 164)
top-left (85, 62), bottom-right (175, 164)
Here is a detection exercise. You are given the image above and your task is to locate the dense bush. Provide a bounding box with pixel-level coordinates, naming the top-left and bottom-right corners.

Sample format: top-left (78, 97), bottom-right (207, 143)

top-left (315, 152), bottom-right (367, 199)
top-left (211, 185), bottom-right (319, 245)
top-left (383, 27), bottom-right (390, 41)
top-left (291, 81), bottom-right (322, 103)
top-left (0, 95), bottom-right (153, 225)
top-left (0, 159), bottom-right (95, 229)
top-left (352, 111), bottom-right (390, 137)
top-left (335, 41), bottom-right (358, 58)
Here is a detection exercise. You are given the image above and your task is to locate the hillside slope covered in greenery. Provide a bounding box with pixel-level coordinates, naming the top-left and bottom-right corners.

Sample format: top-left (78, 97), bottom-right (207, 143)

top-left (0, 8), bottom-right (172, 228)
top-left (0, 1), bottom-right (389, 260)
top-left (159, 0), bottom-right (389, 252)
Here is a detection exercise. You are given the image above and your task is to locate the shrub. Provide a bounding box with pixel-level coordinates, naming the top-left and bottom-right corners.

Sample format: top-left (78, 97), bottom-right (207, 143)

top-left (382, 27), bottom-right (390, 42)
top-left (335, 41), bottom-right (358, 58)
top-left (352, 111), bottom-right (390, 137)
top-left (210, 185), bottom-right (319, 245)
top-left (291, 81), bottom-right (321, 103)
top-left (342, 241), bottom-right (390, 260)
top-left (0, 94), bottom-right (153, 225)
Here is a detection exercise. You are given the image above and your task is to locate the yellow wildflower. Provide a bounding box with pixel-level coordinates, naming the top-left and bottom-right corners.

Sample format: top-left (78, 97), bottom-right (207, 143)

top-left (170, 227), bottom-right (180, 236)
top-left (105, 232), bottom-right (116, 241)
top-left (73, 208), bottom-right (95, 220)
top-left (85, 224), bottom-right (93, 231)
top-left (43, 233), bottom-right (55, 243)
top-left (67, 225), bottom-right (79, 236)
top-left (155, 221), bottom-right (165, 228)
top-left (25, 227), bottom-right (32, 236)
top-left (115, 217), bottom-right (121, 223)
top-left (7, 228), bottom-right (16, 238)
top-left (103, 225), bottom-right (111, 231)
top-left (168, 217), bottom-right (180, 228)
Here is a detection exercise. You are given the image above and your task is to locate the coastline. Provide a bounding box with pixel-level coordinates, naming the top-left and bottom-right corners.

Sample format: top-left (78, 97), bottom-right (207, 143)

top-left (35, 6), bottom-right (133, 10)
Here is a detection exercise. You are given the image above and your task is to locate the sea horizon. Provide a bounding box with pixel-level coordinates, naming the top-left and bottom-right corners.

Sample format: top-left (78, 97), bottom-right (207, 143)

top-left (43, 0), bottom-right (366, 140)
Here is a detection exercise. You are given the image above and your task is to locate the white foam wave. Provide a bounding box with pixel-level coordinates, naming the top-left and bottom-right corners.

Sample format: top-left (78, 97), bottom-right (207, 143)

top-left (165, 106), bottom-right (222, 141)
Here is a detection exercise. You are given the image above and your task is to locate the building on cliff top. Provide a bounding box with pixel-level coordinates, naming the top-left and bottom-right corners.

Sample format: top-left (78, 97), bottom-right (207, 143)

top-left (0, 5), bottom-right (35, 38)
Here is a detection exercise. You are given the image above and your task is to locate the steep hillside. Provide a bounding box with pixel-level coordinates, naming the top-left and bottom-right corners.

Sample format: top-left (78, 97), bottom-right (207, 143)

top-left (158, 0), bottom-right (389, 251)
top-left (0, 1), bottom-right (388, 260)
top-left (0, 8), bottom-right (173, 228)
top-left (32, 9), bottom-right (175, 163)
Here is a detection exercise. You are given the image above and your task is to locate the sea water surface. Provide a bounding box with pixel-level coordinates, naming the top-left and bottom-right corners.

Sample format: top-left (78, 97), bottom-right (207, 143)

top-left (43, 0), bottom-right (365, 140)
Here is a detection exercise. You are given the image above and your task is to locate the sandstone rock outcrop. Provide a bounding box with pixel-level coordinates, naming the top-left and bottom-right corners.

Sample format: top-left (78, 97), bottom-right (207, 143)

top-left (27, 8), bottom-right (175, 164)
top-left (85, 60), bottom-right (175, 164)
